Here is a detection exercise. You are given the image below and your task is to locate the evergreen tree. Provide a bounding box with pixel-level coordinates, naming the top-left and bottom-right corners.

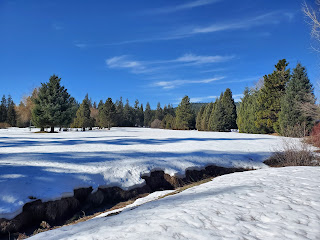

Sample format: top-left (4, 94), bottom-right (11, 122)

top-left (115, 97), bottom-right (124, 126)
top-left (175, 96), bottom-right (195, 130)
top-left (99, 98), bottom-right (116, 129)
top-left (133, 100), bottom-right (144, 126)
top-left (71, 94), bottom-right (93, 131)
top-left (237, 88), bottom-right (260, 133)
top-left (32, 75), bottom-right (74, 132)
top-left (209, 93), bottom-right (224, 131)
top-left (220, 88), bottom-right (237, 131)
top-left (155, 102), bottom-right (164, 121)
top-left (161, 114), bottom-right (175, 129)
top-left (6, 95), bottom-right (16, 127)
top-left (123, 99), bottom-right (134, 126)
top-left (279, 63), bottom-right (315, 137)
top-left (201, 102), bottom-right (214, 131)
top-left (98, 100), bottom-right (104, 109)
top-left (196, 105), bottom-right (206, 130)
top-left (0, 95), bottom-right (7, 123)
top-left (144, 102), bottom-right (152, 127)
top-left (139, 103), bottom-right (144, 127)
top-left (255, 59), bottom-right (290, 133)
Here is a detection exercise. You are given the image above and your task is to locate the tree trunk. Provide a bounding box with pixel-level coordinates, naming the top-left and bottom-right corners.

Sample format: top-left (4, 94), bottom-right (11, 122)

top-left (40, 127), bottom-right (44, 132)
top-left (82, 127), bottom-right (85, 131)
top-left (50, 126), bottom-right (54, 133)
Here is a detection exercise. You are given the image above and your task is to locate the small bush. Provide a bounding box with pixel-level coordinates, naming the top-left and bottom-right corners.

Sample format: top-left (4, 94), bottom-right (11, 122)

top-left (264, 138), bottom-right (319, 167)
top-left (151, 119), bottom-right (162, 128)
top-left (282, 123), bottom-right (308, 138)
top-left (0, 122), bottom-right (10, 129)
top-left (311, 122), bottom-right (320, 148)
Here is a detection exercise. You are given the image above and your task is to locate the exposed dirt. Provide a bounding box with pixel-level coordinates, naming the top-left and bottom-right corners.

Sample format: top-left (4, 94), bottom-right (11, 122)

top-left (0, 165), bottom-right (249, 240)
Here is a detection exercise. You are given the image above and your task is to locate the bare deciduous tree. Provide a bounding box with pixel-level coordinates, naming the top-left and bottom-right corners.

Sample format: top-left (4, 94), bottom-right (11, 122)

top-left (303, 1), bottom-right (320, 51)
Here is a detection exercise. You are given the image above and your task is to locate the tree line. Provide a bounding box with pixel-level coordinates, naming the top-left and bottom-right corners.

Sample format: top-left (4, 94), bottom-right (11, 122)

top-left (0, 75), bottom-right (195, 132)
top-left (237, 60), bottom-right (315, 137)
top-left (0, 59), bottom-right (317, 138)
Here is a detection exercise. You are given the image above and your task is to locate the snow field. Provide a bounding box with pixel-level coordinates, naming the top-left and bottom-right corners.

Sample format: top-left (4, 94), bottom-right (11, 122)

top-left (0, 127), bottom-right (292, 219)
top-left (30, 167), bottom-right (320, 240)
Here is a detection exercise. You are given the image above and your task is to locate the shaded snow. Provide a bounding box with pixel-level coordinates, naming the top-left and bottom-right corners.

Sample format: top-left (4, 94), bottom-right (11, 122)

top-left (0, 127), bottom-right (289, 219)
top-left (30, 167), bottom-right (320, 240)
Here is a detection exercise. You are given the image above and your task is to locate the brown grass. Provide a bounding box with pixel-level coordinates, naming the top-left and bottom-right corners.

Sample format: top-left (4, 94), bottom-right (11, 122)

top-left (264, 138), bottom-right (319, 167)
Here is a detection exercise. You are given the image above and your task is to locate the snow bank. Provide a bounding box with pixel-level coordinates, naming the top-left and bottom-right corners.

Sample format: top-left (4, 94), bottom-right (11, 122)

top-left (0, 127), bottom-right (288, 219)
top-left (30, 167), bottom-right (320, 240)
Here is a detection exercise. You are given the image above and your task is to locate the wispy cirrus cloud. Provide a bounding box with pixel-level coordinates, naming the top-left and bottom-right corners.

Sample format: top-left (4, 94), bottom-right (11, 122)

top-left (52, 23), bottom-right (63, 30)
top-left (105, 54), bottom-right (234, 74)
top-left (176, 54), bottom-right (234, 65)
top-left (154, 77), bottom-right (225, 90)
top-left (106, 56), bottom-right (146, 73)
top-left (75, 11), bottom-right (295, 48)
top-left (145, 0), bottom-right (221, 14)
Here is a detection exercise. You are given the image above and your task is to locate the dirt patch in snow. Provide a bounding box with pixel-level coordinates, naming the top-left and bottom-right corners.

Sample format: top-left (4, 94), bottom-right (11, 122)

top-left (0, 165), bottom-right (248, 239)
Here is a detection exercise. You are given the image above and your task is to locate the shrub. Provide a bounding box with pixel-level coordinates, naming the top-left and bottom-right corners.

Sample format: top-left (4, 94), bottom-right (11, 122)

top-left (264, 138), bottom-right (319, 167)
top-left (151, 119), bottom-right (162, 128)
top-left (311, 122), bottom-right (320, 148)
top-left (0, 122), bottom-right (10, 129)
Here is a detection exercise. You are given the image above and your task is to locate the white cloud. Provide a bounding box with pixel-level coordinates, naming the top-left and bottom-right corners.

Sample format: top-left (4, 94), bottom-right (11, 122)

top-left (176, 54), bottom-right (234, 65)
top-left (189, 93), bottom-right (243, 103)
top-left (106, 54), bottom-right (233, 74)
top-left (154, 77), bottom-right (225, 89)
top-left (106, 56), bottom-right (146, 73)
top-left (190, 95), bottom-right (218, 102)
top-left (52, 23), bottom-right (63, 30)
top-left (75, 11), bottom-right (295, 47)
top-left (190, 12), bottom-right (281, 35)
top-left (146, 0), bottom-right (220, 14)
top-left (74, 43), bottom-right (87, 48)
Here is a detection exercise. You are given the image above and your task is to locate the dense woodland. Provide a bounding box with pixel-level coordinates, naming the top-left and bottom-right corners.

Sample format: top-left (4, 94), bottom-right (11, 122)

top-left (0, 59), bottom-right (318, 138)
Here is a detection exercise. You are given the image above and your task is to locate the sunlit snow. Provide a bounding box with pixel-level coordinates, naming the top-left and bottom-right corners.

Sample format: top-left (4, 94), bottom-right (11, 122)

top-left (30, 167), bottom-right (320, 240)
top-left (0, 127), bottom-right (290, 219)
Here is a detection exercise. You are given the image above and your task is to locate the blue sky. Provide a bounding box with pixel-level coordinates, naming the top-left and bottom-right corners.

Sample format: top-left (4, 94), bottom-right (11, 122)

top-left (0, 0), bottom-right (318, 108)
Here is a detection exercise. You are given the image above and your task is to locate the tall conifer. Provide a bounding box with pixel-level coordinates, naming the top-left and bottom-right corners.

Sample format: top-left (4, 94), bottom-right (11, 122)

top-left (279, 63), bottom-right (315, 136)
top-left (255, 59), bottom-right (290, 133)
top-left (175, 96), bottom-right (195, 130)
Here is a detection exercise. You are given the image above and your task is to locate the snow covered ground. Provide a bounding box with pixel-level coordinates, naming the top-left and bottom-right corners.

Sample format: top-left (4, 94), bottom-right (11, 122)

top-left (30, 167), bottom-right (320, 240)
top-left (0, 127), bottom-right (289, 219)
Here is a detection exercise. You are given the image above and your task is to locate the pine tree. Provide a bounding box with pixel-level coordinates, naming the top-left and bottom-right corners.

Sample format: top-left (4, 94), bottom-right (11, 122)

top-left (155, 102), bottom-right (164, 121)
top-left (0, 95), bottom-right (7, 123)
top-left (6, 95), bottom-right (16, 127)
top-left (71, 94), bottom-right (93, 131)
top-left (99, 98), bottom-right (116, 129)
top-left (209, 93), bottom-right (224, 131)
top-left (255, 59), bottom-right (290, 133)
top-left (139, 103), bottom-right (144, 127)
top-left (144, 102), bottom-right (152, 127)
top-left (115, 97), bottom-right (124, 127)
top-left (237, 88), bottom-right (260, 133)
top-left (32, 75), bottom-right (74, 132)
top-left (220, 88), bottom-right (237, 131)
top-left (123, 99), bottom-right (134, 126)
top-left (175, 96), bottom-right (195, 130)
top-left (133, 99), bottom-right (144, 127)
top-left (196, 105), bottom-right (206, 130)
top-left (201, 102), bottom-right (214, 131)
top-left (161, 114), bottom-right (175, 129)
top-left (279, 63), bottom-right (315, 137)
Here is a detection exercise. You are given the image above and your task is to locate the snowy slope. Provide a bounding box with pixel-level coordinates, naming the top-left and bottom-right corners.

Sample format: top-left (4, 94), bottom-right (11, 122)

top-left (30, 167), bottom-right (320, 240)
top-left (0, 127), bottom-right (289, 219)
